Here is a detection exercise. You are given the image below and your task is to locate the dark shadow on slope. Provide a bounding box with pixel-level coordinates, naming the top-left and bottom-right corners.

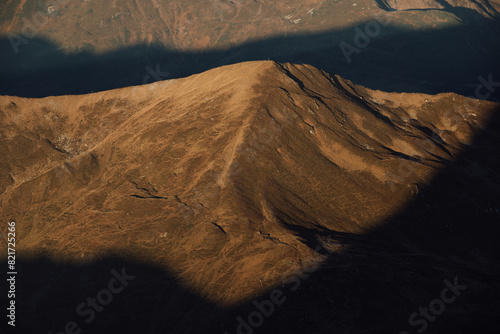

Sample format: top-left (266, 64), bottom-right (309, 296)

top-left (1, 255), bottom-right (222, 334)
top-left (375, 0), bottom-right (499, 22)
top-left (2, 105), bottom-right (499, 334)
top-left (375, 0), bottom-right (396, 12)
top-left (1, 15), bottom-right (499, 98)
top-left (225, 105), bottom-right (500, 334)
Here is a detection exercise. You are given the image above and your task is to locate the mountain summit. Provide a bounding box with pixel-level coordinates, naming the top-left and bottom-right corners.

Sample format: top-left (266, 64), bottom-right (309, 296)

top-left (2, 61), bottom-right (499, 333)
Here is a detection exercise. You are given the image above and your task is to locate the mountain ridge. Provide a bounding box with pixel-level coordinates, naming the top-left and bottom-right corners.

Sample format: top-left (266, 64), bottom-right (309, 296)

top-left (1, 61), bottom-right (498, 310)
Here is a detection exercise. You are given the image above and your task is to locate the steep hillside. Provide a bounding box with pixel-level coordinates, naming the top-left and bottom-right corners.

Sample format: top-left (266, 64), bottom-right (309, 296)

top-left (1, 61), bottom-right (499, 333)
top-left (0, 0), bottom-right (395, 52)
top-left (2, 0), bottom-right (497, 52)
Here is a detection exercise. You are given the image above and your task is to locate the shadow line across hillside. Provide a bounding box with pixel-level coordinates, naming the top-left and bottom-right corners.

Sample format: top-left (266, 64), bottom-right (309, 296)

top-left (2, 104), bottom-right (499, 334)
top-left (1, 14), bottom-right (499, 98)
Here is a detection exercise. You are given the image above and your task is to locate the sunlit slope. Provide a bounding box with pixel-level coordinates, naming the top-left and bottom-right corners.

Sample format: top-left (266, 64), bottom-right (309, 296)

top-left (0, 61), bottom-right (497, 305)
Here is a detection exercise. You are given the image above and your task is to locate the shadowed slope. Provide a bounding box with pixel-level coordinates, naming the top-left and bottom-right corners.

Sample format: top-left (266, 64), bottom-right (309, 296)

top-left (1, 14), bottom-right (500, 98)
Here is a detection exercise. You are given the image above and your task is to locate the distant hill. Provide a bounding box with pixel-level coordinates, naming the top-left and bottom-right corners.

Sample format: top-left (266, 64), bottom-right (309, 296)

top-left (1, 0), bottom-right (500, 97)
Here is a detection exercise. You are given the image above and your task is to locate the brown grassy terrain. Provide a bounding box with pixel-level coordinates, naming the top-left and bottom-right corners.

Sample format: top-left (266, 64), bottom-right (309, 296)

top-left (2, 0), bottom-right (497, 52)
top-left (1, 61), bottom-right (499, 333)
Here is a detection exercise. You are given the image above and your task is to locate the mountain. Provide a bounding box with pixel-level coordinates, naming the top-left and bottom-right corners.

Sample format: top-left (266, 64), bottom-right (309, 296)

top-left (2, 0), bottom-right (500, 332)
top-left (2, 61), bottom-right (499, 333)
